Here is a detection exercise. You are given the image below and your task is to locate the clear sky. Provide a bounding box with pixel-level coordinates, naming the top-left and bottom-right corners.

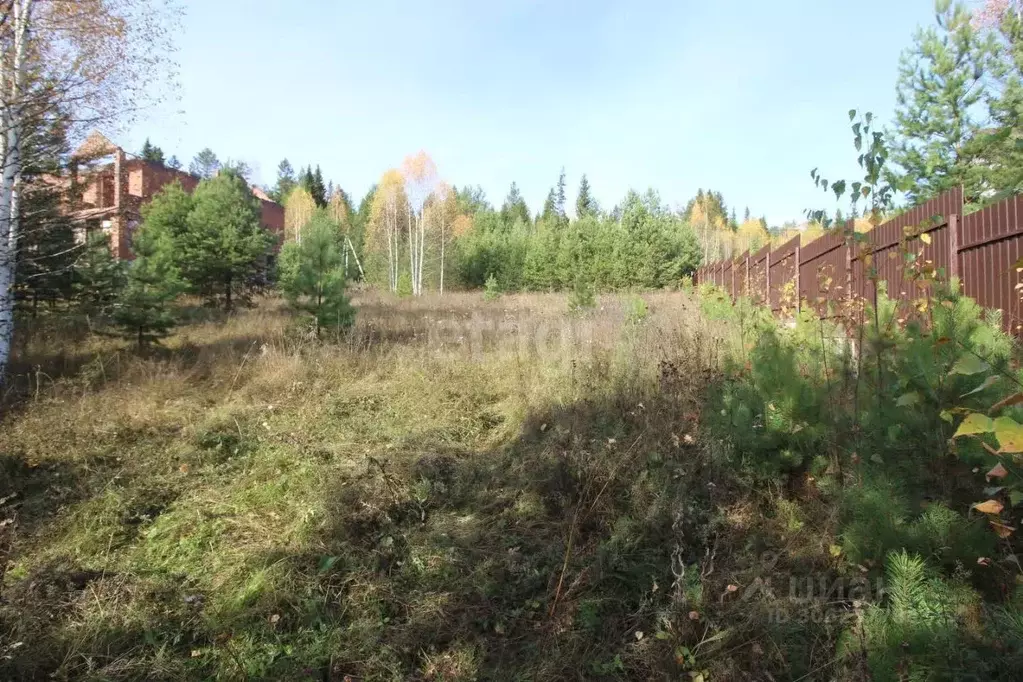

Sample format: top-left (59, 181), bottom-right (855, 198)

top-left (124, 0), bottom-right (937, 226)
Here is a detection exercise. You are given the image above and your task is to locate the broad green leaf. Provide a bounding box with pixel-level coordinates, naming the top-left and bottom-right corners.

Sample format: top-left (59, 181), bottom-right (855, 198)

top-left (940, 409), bottom-right (954, 423)
top-left (849, 109), bottom-right (857, 121)
top-left (1011, 490), bottom-right (1023, 507)
top-left (896, 392), bottom-right (920, 407)
top-left (950, 355), bottom-right (989, 376)
top-left (994, 416), bottom-right (1023, 453)
top-left (961, 375), bottom-right (1000, 398)
top-left (954, 413), bottom-right (994, 437)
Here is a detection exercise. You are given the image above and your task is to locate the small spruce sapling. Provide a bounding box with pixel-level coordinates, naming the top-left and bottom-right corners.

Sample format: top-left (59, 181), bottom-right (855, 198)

top-left (483, 273), bottom-right (501, 301)
top-left (73, 232), bottom-right (126, 321)
top-left (112, 225), bottom-right (183, 348)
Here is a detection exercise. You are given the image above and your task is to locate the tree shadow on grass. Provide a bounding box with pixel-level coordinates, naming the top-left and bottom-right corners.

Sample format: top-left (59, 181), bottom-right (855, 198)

top-left (0, 360), bottom-right (829, 681)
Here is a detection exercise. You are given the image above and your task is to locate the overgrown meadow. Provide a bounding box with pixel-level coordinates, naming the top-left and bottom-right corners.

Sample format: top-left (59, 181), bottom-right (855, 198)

top-left (2, 283), bottom-right (1021, 681)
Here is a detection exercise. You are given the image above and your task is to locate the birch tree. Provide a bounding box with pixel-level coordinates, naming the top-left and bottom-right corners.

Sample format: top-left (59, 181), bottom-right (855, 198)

top-left (0, 0), bottom-right (180, 382)
top-left (369, 169), bottom-right (406, 293)
top-left (401, 151), bottom-right (438, 296)
top-left (328, 186), bottom-right (363, 279)
top-left (284, 186), bottom-right (316, 244)
top-left (426, 182), bottom-right (459, 295)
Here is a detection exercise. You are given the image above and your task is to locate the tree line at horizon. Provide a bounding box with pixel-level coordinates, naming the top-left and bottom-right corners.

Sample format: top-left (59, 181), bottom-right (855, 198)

top-left (10, 0), bottom-right (1023, 328)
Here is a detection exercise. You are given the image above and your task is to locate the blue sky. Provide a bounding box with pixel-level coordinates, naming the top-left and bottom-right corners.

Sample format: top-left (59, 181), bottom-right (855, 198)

top-left (125, 0), bottom-right (936, 226)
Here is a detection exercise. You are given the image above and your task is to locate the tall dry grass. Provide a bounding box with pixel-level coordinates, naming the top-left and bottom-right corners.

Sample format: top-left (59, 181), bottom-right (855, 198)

top-left (1, 290), bottom-right (742, 681)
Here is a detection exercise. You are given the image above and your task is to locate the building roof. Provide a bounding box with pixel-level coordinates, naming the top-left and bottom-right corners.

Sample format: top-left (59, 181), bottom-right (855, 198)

top-left (70, 130), bottom-right (283, 209)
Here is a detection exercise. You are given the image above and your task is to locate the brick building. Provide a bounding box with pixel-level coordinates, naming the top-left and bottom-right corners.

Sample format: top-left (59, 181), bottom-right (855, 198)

top-left (68, 132), bottom-right (284, 259)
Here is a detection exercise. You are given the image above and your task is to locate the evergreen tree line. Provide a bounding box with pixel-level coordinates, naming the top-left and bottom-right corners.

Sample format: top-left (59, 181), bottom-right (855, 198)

top-left (455, 186), bottom-right (701, 293)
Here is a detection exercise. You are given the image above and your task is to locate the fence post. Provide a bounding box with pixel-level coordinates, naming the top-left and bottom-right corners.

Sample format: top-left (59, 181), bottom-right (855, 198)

top-left (948, 213), bottom-right (960, 281)
top-left (845, 240), bottom-right (852, 300)
top-left (765, 246), bottom-right (772, 308)
top-left (745, 252), bottom-right (750, 298)
top-left (794, 242), bottom-right (801, 314)
top-left (731, 258), bottom-right (736, 299)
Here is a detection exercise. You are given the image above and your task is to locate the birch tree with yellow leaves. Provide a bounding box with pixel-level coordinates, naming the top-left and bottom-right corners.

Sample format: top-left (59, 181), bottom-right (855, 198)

top-left (426, 182), bottom-right (461, 294)
top-left (368, 169), bottom-right (407, 293)
top-left (401, 151), bottom-right (439, 296)
top-left (689, 199), bottom-right (729, 262)
top-left (735, 218), bottom-right (771, 254)
top-left (284, 186), bottom-right (316, 244)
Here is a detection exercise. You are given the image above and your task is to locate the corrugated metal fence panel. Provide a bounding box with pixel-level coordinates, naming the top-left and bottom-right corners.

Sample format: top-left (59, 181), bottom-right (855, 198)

top-left (858, 222), bottom-right (951, 307)
top-left (857, 189), bottom-right (961, 305)
top-left (770, 236), bottom-right (800, 311)
top-left (961, 195), bottom-right (1023, 333)
top-left (799, 230), bottom-right (846, 317)
top-left (692, 188), bottom-right (1023, 336)
top-left (749, 245), bottom-right (769, 305)
top-left (734, 251), bottom-right (749, 299)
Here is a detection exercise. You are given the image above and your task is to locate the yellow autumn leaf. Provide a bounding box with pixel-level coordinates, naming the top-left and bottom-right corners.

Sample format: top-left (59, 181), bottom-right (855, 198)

top-left (994, 416), bottom-right (1023, 453)
top-left (954, 413), bottom-right (994, 437)
top-left (973, 499), bottom-right (1005, 514)
top-left (920, 232), bottom-right (931, 245)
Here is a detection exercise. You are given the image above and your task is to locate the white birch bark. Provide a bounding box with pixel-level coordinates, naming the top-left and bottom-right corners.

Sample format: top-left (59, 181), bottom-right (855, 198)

top-left (0, 0), bottom-right (33, 384)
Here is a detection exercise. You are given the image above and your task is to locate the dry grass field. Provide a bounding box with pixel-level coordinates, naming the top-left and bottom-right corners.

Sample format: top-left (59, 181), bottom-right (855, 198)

top-left (4, 288), bottom-right (984, 681)
top-left (0, 291), bottom-right (762, 681)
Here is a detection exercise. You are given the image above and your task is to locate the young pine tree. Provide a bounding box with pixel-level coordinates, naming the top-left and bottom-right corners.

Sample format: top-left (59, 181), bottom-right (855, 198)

top-left (890, 0), bottom-right (994, 203)
top-left (500, 182), bottom-right (531, 228)
top-left (189, 147), bottom-right (221, 179)
top-left (139, 138), bottom-right (165, 165)
top-left (278, 212), bottom-right (354, 336)
top-left (16, 103), bottom-right (76, 312)
top-left (311, 165), bottom-right (327, 207)
top-left (272, 158), bottom-right (297, 203)
top-left (112, 225), bottom-right (183, 349)
top-left (137, 180), bottom-right (194, 284)
top-left (576, 174), bottom-right (596, 219)
top-left (73, 232), bottom-right (126, 320)
top-left (183, 170), bottom-right (272, 310)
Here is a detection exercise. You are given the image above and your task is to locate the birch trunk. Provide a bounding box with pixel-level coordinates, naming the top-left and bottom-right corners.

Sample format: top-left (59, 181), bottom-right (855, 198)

top-left (419, 212), bottom-right (426, 295)
top-left (0, 0), bottom-right (32, 385)
top-left (407, 206), bottom-right (415, 295)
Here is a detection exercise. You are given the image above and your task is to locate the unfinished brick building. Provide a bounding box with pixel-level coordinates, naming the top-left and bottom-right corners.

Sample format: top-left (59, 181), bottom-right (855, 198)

top-left (68, 132), bottom-right (284, 259)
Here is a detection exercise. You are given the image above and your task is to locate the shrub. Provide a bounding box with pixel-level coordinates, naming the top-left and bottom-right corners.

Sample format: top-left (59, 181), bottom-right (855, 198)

top-left (567, 275), bottom-right (596, 313)
top-left (396, 270), bottom-right (413, 298)
top-left (625, 296), bottom-right (648, 325)
top-left (483, 273), bottom-right (501, 301)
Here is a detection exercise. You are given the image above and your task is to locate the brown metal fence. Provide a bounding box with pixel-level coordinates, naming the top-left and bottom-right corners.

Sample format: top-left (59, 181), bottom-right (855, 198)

top-left (694, 187), bottom-right (1023, 334)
